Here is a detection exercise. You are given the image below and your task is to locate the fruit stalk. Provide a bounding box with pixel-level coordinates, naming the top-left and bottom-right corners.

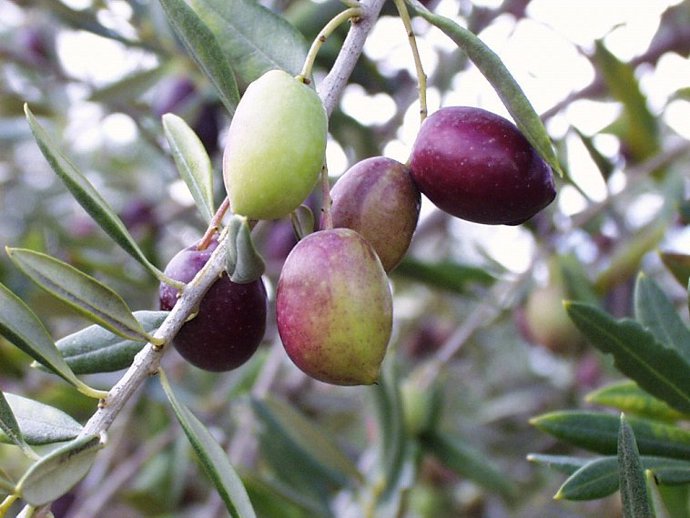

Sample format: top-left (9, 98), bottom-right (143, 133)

top-left (75, 0), bottom-right (390, 444)
top-left (392, 0), bottom-right (427, 124)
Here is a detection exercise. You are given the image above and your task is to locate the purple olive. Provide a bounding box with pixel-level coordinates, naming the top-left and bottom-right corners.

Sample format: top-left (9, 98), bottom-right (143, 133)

top-left (276, 228), bottom-right (392, 385)
top-left (330, 157), bottom-right (420, 272)
top-left (159, 239), bottom-right (267, 372)
top-left (409, 106), bottom-right (556, 225)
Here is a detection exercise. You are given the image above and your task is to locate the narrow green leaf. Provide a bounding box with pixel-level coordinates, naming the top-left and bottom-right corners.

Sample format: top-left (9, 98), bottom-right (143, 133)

top-left (566, 301), bottom-right (690, 414)
top-left (655, 486), bottom-right (690, 518)
top-left (393, 257), bottom-right (495, 294)
top-left (251, 397), bottom-right (361, 488)
top-left (0, 282), bottom-right (103, 396)
top-left (158, 0), bottom-right (240, 115)
top-left (242, 474), bottom-right (317, 518)
top-left (556, 457), bottom-right (620, 501)
top-left (159, 370), bottom-right (257, 518)
top-left (371, 361), bottom-right (409, 502)
top-left (16, 434), bottom-right (103, 506)
top-left (162, 113), bottom-right (215, 222)
top-left (189, 0), bottom-right (307, 87)
top-left (646, 471), bottom-right (668, 518)
top-left (407, 0), bottom-right (562, 176)
top-left (595, 41), bottom-right (659, 163)
top-left (586, 381), bottom-right (687, 422)
top-left (422, 430), bottom-right (516, 498)
top-left (526, 453), bottom-right (590, 475)
top-left (7, 248), bottom-right (147, 342)
top-left (0, 391), bottom-right (30, 452)
top-left (531, 411), bottom-right (690, 460)
top-left (55, 310), bottom-right (169, 374)
top-left (634, 273), bottom-right (690, 361)
top-left (619, 414), bottom-right (654, 518)
top-left (573, 127), bottom-right (615, 181)
top-left (24, 105), bottom-right (170, 284)
top-left (1, 393), bottom-right (82, 445)
top-left (88, 64), bottom-right (171, 104)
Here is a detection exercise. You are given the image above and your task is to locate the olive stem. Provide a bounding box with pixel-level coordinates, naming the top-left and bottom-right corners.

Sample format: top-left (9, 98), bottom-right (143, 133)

top-left (320, 162), bottom-right (334, 230)
top-left (392, 0), bottom-right (428, 123)
top-left (0, 495), bottom-right (18, 518)
top-left (197, 197), bottom-right (231, 251)
top-left (298, 7), bottom-right (362, 83)
top-left (72, 0), bottom-right (388, 502)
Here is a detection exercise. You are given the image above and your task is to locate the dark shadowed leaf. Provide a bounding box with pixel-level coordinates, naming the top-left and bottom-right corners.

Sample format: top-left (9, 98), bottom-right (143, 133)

top-left (0, 393), bottom-right (82, 445)
top-left (160, 370), bottom-right (256, 518)
top-left (16, 434), bottom-right (103, 506)
top-left (539, 454), bottom-right (690, 502)
top-left (586, 381), bottom-right (686, 422)
top-left (393, 257), bottom-right (495, 293)
top-left (555, 457), bottom-right (619, 501)
top-left (634, 273), bottom-right (690, 361)
top-left (88, 64), bottom-right (171, 104)
top-left (251, 397), bottom-right (361, 489)
top-left (189, 0), bottom-right (307, 87)
top-left (158, 0), bottom-right (240, 115)
top-left (24, 105), bottom-right (171, 284)
top-left (0, 282), bottom-right (106, 398)
top-left (618, 414), bottom-right (653, 518)
top-left (531, 411), bottom-right (690, 460)
top-left (660, 251), bottom-right (690, 288)
top-left (573, 127), bottom-right (615, 181)
top-left (566, 301), bottom-right (690, 413)
top-left (7, 248), bottom-right (147, 342)
top-left (55, 311), bottom-right (169, 374)
top-left (407, 0), bottom-right (562, 176)
top-left (422, 430), bottom-right (516, 498)
top-left (163, 113), bottom-right (215, 222)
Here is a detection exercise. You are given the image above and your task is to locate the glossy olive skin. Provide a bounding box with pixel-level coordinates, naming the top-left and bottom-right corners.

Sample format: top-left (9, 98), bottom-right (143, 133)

top-left (330, 157), bottom-right (420, 272)
top-left (159, 240), bottom-right (267, 372)
top-left (223, 69), bottom-right (328, 220)
top-left (409, 106), bottom-right (556, 225)
top-left (276, 228), bottom-right (392, 385)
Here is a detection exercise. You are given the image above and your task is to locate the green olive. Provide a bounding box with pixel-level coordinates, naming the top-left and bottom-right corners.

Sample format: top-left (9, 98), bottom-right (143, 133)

top-left (223, 70), bottom-right (328, 220)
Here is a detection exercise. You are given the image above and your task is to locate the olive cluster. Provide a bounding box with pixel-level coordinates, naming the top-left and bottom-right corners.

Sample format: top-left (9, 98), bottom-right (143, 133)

top-left (159, 70), bottom-right (556, 384)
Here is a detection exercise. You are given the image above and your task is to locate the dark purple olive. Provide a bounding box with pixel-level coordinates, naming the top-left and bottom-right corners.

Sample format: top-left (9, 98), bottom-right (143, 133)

top-left (330, 157), bottom-right (420, 272)
top-left (159, 239), bottom-right (267, 372)
top-left (409, 106), bottom-right (556, 225)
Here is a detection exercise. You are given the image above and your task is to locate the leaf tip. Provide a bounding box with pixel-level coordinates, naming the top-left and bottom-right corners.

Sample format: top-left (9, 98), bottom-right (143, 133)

top-left (553, 488), bottom-right (565, 500)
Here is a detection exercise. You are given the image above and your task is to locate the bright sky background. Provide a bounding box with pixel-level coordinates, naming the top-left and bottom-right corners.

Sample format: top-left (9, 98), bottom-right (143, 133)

top-left (3, 0), bottom-right (689, 271)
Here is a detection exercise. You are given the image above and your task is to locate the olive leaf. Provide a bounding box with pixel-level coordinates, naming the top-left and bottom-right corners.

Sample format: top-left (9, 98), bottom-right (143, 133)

top-left (406, 0), bottom-right (562, 177)
top-left (24, 105), bottom-right (176, 286)
top-left (162, 113), bottom-right (215, 222)
top-left (0, 393), bottom-right (83, 446)
top-left (16, 434), bottom-right (104, 506)
top-left (159, 369), bottom-right (257, 518)
top-left (618, 414), bottom-right (654, 518)
top-left (0, 391), bottom-right (34, 456)
top-left (189, 0), bottom-right (307, 87)
top-left (54, 310), bottom-right (169, 374)
top-left (158, 0), bottom-right (240, 115)
top-left (7, 247), bottom-right (148, 342)
top-left (230, 219), bottom-right (265, 284)
top-left (0, 281), bottom-right (107, 399)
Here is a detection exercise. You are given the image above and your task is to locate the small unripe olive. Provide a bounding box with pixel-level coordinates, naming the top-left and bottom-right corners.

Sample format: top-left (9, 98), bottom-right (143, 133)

top-left (330, 157), bottom-right (420, 272)
top-left (223, 69), bottom-right (328, 220)
top-left (276, 228), bottom-right (392, 385)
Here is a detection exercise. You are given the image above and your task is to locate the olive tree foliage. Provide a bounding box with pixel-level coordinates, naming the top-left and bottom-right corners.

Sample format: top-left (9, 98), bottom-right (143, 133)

top-left (0, 0), bottom-right (689, 516)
